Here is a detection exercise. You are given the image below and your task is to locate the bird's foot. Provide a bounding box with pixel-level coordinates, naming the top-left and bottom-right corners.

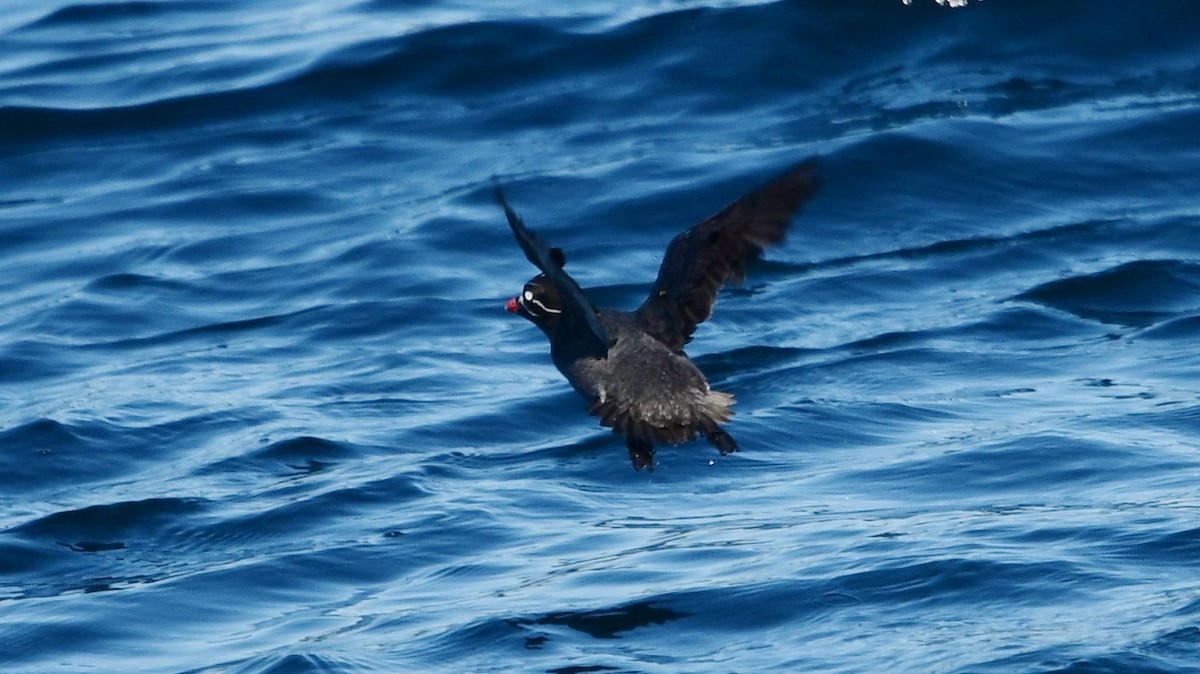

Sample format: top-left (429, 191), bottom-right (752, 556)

top-left (626, 436), bottom-right (655, 472)
top-left (705, 428), bottom-right (738, 456)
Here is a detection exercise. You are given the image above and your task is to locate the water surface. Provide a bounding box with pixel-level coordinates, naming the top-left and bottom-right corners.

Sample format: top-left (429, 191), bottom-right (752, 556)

top-left (2, 1), bottom-right (1200, 672)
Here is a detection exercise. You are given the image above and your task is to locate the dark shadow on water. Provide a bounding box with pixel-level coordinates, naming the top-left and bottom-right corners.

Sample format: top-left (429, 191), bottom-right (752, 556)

top-left (1015, 259), bottom-right (1200, 328)
top-left (514, 601), bottom-right (689, 639)
top-left (548, 666), bottom-right (620, 674)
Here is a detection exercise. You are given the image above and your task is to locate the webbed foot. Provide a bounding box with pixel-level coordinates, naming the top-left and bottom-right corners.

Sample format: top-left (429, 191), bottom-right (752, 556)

top-left (626, 436), bottom-right (655, 472)
top-left (705, 428), bottom-right (738, 456)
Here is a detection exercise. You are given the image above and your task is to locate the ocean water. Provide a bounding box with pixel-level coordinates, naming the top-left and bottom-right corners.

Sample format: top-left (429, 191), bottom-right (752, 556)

top-left (2, 0), bottom-right (1200, 672)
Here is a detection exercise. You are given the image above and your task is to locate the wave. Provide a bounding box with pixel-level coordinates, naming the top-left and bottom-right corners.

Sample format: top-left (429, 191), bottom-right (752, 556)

top-left (1016, 259), bottom-right (1200, 328)
top-left (13, 496), bottom-right (206, 538)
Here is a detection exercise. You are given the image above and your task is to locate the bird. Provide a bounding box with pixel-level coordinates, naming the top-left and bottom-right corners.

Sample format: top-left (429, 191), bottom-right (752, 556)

top-left (498, 158), bottom-right (820, 470)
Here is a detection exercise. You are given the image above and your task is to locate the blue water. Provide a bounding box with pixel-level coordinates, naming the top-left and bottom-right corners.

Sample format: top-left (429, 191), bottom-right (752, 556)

top-left (3, 0), bottom-right (1200, 671)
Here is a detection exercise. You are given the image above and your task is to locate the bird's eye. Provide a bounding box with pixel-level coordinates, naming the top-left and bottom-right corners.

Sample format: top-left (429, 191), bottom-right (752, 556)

top-left (524, 290), bottom-right (534, 301)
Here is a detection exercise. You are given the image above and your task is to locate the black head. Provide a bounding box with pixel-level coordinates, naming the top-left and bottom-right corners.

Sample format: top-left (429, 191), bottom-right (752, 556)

top-left (506, 274), bottom-right (563, 327)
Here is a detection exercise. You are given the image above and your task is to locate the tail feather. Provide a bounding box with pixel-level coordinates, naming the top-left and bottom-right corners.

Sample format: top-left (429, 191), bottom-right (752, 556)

top-left (589, 388), bottom-right (736, 448)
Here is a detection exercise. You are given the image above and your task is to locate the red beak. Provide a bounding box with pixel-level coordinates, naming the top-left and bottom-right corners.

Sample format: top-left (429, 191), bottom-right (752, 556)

top-left (505, 297), bottom-right (519, 313)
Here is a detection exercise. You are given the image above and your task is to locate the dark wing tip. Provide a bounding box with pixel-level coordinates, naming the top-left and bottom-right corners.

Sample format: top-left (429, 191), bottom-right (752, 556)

top-left (792, 156), bottom-right (820, 180)
top-left (491, 176), bottom-right (507, 210)
top-left (494, 178), bottom-right (554, 274)
top-left (751, 155), bottom-right (821, 228)
top-left (493, 179), bottom-right (522, 232)
top-left (784, 156), bottom-right (821, 201)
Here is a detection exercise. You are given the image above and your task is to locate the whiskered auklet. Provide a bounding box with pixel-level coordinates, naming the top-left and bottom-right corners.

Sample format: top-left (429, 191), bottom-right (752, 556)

top-left (498, 158), bottom-right (820, 470)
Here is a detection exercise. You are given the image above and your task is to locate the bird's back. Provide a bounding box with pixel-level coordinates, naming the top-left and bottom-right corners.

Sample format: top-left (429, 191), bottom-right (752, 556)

top-left (561, 310), bottom-right (734, 446)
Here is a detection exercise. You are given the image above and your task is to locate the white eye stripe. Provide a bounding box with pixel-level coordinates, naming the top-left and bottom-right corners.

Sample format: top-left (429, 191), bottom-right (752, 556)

top-left (534, 299), bottom-right (562, 314)
top-left (521, 294), bottom-right (562, 315)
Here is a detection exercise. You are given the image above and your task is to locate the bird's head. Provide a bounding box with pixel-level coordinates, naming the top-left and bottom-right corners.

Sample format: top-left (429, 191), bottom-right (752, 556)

top-left (506, 273), bottom-right (563, 327)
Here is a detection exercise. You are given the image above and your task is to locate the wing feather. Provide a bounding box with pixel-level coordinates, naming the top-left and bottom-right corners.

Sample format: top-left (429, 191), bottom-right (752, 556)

top-left (635, 158), bottom-right (820, 351)
top-left (496, 181), bottom-right (610, 359)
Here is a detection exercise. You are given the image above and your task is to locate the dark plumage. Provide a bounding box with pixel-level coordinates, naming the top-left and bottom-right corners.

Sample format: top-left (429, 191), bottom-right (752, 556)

top-left (499, 158), bottom-right (820, 470)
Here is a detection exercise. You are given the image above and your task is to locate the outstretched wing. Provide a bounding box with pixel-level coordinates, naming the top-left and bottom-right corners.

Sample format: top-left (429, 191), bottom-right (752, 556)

top-left (495, 181), bottom-right (610, 359)
top-left (635, 158), bottom-right (820, 351)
